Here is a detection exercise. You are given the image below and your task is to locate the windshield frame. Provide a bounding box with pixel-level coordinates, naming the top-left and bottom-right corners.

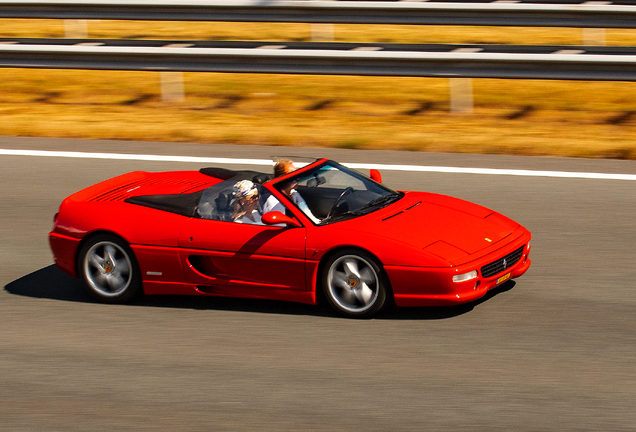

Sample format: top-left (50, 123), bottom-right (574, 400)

top-left (267, 159), bottom-right (403, 225)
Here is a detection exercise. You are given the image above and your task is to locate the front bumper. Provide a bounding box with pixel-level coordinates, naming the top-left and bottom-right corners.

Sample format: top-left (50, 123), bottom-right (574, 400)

top-left (388, 241), bottom-right (532, 307)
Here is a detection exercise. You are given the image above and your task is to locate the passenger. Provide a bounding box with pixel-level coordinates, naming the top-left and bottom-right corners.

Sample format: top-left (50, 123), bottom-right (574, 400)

top-left (263, 159), bottom-right (321, 224)
top-left (231, 180), bottom-right (262, 225)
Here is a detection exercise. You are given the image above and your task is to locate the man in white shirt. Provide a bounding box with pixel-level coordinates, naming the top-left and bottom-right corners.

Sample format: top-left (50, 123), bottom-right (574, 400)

top-left (263, 160), bottom-right (321, 224)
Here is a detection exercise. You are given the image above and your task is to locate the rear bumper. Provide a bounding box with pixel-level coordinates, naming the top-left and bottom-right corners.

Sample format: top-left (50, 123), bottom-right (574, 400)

top-left (49, 232), bottom-right (81, 278)
top-left (389, 241), bottom-right (532, 307)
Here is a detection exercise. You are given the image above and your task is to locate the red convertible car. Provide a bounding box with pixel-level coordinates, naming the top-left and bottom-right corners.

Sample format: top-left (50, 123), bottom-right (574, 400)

top-left (49, 158), bottom-right (531, 318)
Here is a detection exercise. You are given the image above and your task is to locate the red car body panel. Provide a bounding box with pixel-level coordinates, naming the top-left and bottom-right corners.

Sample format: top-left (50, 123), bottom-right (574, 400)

top-left (49, 160), bottom-right (532, 309)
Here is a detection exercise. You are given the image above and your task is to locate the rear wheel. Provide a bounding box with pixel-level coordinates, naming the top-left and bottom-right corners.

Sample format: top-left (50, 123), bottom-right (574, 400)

top-left (78, 234), bottom-right (141, 303)
top-left (322, 250), bottom-right (387, 318)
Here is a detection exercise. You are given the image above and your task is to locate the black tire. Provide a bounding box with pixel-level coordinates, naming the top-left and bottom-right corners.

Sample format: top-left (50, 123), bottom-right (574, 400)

top-left (321, 249), bottom-right (388, 319)
top-left (78, 234), bottom-right (142, 303)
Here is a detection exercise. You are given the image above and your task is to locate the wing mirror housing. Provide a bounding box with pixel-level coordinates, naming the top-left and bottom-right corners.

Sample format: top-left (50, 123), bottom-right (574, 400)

top-left (262, 211), bottom-right (302, 228)
top-left (370, 169), bottom-right (382, 183)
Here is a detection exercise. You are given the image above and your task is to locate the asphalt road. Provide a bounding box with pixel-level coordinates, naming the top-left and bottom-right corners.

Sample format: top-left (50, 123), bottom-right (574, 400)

top-left (2, 136), bottom-right (635, 431)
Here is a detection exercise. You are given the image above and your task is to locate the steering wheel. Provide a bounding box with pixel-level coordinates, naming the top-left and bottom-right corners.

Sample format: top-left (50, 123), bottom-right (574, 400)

top-left (327, 187), bottom-right (354, 219)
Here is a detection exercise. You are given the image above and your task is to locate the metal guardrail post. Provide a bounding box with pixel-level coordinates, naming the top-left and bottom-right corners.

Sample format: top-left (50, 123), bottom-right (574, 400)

top-left (583, 28), bottom-right (606, 46)
top-left (311, 24), bottom-right (334, 42)
top-left (64, 20), bottom-right (87, 39)
top-left (450, 78), bottom-right (473, 114)
top-left (160, 72), bottom-right (185, 103)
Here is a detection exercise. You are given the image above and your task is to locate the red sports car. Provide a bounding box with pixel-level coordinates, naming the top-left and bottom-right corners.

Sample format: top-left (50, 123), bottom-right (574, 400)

top-left (49, 158), bottom-right (531, 318)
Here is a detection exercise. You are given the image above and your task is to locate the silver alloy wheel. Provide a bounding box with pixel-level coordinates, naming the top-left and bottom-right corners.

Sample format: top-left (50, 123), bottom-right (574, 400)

top-left (326, 254), bottom-right (379, 314)
top-left (83, 240), bottom-right (133, 298)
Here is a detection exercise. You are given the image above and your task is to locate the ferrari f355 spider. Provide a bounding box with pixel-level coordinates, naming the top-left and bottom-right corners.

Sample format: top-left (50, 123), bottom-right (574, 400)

top-left (50, 158), bottom-right (531, 318)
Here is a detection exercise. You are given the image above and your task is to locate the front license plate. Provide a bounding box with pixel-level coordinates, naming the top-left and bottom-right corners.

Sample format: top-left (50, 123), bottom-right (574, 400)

top-left (496, 272), bottom-right (511, 285)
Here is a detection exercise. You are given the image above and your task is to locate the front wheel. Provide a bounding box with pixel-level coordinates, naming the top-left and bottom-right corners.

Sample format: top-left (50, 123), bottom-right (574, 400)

top-left (78, 234), bottom-right (142, 303)
top-left (321, 250), bottom-right (388, 318)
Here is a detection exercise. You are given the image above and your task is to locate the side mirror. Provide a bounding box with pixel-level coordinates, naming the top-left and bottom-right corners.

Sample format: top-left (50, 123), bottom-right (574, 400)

top-left (262, 211), bottom-right (302, 228)
top-left (370, 169), bottom-right (382, 183)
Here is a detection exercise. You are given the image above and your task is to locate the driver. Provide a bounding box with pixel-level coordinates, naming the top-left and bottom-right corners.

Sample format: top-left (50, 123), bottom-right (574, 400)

top-left (273, 158), bottom-right (295, 178)
top-left (263, 159), bottom-right (321, 224)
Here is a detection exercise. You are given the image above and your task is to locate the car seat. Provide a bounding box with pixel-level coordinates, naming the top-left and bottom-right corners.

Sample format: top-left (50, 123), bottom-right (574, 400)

top-left (214, 189), bottom-right (234, 221)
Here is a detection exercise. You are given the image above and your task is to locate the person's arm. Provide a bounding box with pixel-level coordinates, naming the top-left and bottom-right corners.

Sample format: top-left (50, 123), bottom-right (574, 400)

top-left (291, 190), bottom-right (321, 224)
top-left (263, 194), bottom-right (285, 214)
top-left (262, 195), bottom-right (286, 227)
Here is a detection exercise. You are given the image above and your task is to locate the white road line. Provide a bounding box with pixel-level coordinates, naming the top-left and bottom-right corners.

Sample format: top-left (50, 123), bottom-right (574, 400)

top-left (0, 149), bottom-right (274, 166)
top-left (2, 148), bottom-right (636, 181)
top-left (343, 162), bottom-right (636, 181)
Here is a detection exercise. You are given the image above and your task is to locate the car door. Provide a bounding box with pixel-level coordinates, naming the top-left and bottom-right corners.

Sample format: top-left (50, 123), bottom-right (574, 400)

top-left (177, 216), bottom-right (307, 291)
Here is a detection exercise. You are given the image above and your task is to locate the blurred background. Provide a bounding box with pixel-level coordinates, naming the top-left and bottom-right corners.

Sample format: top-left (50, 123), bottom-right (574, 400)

top-left (2, 18), bottom-right (636, 158)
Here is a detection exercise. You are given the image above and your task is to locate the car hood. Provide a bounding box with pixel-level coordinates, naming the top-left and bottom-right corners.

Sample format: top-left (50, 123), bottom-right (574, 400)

top-left (371, 192), bottom-right (519, 265)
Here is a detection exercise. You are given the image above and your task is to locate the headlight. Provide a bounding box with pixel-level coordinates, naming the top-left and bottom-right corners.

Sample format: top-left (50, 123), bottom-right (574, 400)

top-left (453, 270), bottom-right (478, 283)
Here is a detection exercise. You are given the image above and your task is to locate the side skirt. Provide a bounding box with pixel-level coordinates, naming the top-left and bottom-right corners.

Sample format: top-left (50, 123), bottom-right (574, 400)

top-left (142, 281), bottom-right (317, 305)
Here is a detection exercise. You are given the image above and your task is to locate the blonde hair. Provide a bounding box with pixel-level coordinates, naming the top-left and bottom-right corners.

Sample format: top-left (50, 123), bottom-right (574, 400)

top-left (274, 159), bottom-right (295, 178)
top-left (231, 193), bottom-right (258, 220)
top-left (231, 180), bottom-right (258, 220)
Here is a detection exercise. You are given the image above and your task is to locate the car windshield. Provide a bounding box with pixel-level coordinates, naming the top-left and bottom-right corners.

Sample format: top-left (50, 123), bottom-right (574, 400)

top-left (275, 161), bottom-right (403, 225)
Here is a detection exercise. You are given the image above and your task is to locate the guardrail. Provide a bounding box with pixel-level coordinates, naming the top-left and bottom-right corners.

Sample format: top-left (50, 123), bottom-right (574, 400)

top-left (1, 0), bottom-right (636, 28)
top-left (3, 1), bottom-right (636, 110)
top-left (2, 41), bottom-right (636, 81)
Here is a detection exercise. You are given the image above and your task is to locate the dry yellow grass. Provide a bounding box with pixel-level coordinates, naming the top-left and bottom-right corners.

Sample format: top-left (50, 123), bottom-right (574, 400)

top-left (2, 19), bottom-right (636, 158)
